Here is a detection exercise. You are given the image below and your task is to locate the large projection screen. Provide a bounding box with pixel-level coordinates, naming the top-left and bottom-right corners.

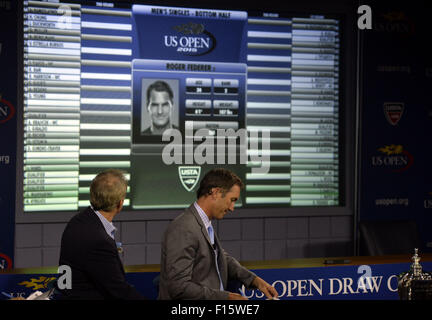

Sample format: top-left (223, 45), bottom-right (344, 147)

top-left (16, 0), bottom-right (357, 222)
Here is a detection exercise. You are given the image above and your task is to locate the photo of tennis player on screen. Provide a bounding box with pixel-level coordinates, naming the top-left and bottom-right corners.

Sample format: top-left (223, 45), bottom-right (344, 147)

top-left (141, 79), bottom-right (179, 135)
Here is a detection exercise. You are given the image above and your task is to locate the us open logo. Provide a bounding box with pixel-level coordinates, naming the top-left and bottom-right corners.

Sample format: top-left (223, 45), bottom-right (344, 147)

top-left (424, 192), bottom-right (432, 209)
top-left (164, 22), bottom-right (216, 56)
top-left (0, 253), bottom-right (12, 270)
top-left (0, 97), bottom-right (15, 124)
top-left (371, 144), bottom-right (414, 172)
top-left (178, 166), bottom-right (201, 192)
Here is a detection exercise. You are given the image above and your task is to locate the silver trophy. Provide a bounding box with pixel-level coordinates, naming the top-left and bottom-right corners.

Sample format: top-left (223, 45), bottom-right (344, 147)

top-left (397, 248), bottom-right (432, 300)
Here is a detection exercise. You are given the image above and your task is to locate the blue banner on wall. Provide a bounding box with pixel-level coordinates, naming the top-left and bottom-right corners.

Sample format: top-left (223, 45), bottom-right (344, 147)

top-left (359, 2), bottom-right (432, 252)
top-left (0, 0), bottom-right (17, 269)
top-left (2, 261), bottom-right (431, 300)
top-left (245, 262), bottom-right (432, 300)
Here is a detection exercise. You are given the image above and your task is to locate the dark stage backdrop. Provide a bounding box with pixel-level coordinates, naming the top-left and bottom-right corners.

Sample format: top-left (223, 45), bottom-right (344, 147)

top-left (0, 0), bottom-right (18, 269)
top-left (358, 1), bottom-right (432, 253)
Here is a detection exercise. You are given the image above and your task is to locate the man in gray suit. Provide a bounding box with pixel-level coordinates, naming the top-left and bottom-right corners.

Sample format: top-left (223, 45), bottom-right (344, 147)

top-left (159, 168), bottom-right (278, 300)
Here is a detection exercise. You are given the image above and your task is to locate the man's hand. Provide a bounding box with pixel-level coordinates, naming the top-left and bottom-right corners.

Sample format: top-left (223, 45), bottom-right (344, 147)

top-left (228, 292), bottom-right (248, 300)
top-left (252, 276), bottom-right (279, 299)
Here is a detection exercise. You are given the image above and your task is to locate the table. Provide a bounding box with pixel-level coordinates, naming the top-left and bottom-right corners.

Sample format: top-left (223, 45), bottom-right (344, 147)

top-left (1, 254), bottom-right (430, 300)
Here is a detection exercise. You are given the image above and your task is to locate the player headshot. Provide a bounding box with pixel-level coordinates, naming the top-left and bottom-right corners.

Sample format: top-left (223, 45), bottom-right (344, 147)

top-left (143, 80), bottom-right (178, 135)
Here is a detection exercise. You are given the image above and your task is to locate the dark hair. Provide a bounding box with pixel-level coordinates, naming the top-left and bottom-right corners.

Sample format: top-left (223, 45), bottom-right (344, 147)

top-left (196, 168), bottom-right (244, 199)
top-left (146, 80), bottom-right (173, 105)
top-left (90, 169), bottom-right (127, 211)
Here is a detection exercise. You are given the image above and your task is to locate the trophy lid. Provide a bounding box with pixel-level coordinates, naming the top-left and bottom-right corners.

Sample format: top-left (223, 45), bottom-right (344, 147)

top-left (410, 248), bottom-right (422, 277)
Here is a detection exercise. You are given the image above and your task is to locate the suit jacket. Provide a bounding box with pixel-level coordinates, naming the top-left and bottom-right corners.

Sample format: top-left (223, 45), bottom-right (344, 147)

top-left (158, 204), bottom-right (256, 300)
top-left (58, 207), bottom-right (145, 300)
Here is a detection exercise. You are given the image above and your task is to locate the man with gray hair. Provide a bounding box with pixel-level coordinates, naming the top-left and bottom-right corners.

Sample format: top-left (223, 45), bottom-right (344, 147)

top-left (58, 169), bottom-right (146, 299)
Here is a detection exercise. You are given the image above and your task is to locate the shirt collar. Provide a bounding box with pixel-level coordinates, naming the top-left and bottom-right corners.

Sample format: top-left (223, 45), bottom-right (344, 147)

top-left (193, 202), bottom-right (212, 230)
top-left (91, 206), bottom-right (117, 240)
